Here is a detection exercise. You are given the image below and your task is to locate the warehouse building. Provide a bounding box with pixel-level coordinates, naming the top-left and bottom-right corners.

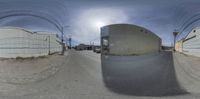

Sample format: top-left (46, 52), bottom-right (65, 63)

top-left (101, 24), bottom-right (164, 92)
top-left (0, 27), bottom-right (62, 58)
top-left (101, 24), bottom-right (162, 56)
top-left (181, 27), bottom-right (200, 57)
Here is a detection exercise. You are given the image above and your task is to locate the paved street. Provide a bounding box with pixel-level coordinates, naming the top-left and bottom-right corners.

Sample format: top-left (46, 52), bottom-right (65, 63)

top-left (0, 50), bottom-right (200, 99)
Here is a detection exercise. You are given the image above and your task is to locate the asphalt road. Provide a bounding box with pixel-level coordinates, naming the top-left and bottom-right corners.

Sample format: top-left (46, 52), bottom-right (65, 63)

top-left (0, 50), bottom-right (200, 99)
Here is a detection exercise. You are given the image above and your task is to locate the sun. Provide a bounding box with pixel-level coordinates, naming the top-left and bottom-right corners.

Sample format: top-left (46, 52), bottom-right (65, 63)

top-left (96, 21), bottom-right (105, 28)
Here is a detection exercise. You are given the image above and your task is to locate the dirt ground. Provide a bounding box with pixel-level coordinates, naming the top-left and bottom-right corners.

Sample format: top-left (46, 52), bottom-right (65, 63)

top-left (0, 53), bottom-right (68, 84)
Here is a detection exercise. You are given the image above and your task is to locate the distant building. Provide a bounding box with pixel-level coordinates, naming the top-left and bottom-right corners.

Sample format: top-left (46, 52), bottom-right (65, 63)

top-left (101, 24), bottom-right (161, 56)
top-left (162, 46), bottom-right (173, 51)
top-left (0, 27), bottom-right (62, 58)
top-left (75, 44), bottom-right (92, 50)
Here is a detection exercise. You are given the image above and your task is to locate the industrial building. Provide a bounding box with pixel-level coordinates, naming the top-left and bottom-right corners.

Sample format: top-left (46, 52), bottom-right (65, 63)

top-left (101, 24), bottom-right (168, 94)
top-left (101, 24), bottom-right (162, 56)
top-left (0, 27), bottom-right (62, 58)
top-left (175, 27), bottom-right (200, 57)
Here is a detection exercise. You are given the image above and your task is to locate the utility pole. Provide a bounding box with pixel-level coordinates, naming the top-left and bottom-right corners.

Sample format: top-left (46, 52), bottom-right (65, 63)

top-left (48, 35), bottom-right (50, 55)
top-left (61, 27), bottom-right (65, 55)
top-left (69, 36), bottom-right (72, 49)
top-left (65, 37), bottom-right (68, 47)
top-left (60, 26), bottom-right (69, 54)
top-left (173, 31), bottom-right (179, 51)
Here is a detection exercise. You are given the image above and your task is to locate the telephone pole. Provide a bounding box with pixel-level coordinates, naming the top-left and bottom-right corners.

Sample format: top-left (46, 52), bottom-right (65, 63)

top-left (173, 31), bottom-right (179, 51)
top-left (61, 27), bottom-right (65, 55)
top-left (61, 26), bottom-right (69, 54)
top-left (69, 36), bottom-right (72, 49)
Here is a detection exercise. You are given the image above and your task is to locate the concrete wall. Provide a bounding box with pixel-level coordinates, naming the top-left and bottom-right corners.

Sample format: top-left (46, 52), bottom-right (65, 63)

top-left (0, 27), bottom-right (62, 58)
top-left (101, 24), bottom-right (161, 55)
top-left (182, 27), bottom-right (200, 57)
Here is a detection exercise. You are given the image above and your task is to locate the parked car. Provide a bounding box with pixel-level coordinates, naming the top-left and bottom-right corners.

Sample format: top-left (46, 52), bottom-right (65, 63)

top-left (93, 46), bottom-right (101, 53)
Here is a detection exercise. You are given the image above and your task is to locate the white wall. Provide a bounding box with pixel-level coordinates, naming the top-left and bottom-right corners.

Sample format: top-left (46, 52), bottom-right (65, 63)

top-left (0, 27), bottom-right (62, 58)
top-left (101, 24), bottom-right (161, 55)
top-left (183, 27), bottom-right (200, 57)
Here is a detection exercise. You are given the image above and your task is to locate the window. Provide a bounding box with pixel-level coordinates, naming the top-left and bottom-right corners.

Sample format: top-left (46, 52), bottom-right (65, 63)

top-left (103, 39), bottom-right (108, 46)
top-left (101, 36), bottom-right (109, 54)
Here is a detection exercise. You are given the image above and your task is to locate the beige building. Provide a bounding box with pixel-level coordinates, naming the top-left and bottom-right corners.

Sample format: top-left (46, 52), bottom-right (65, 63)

top-left (175, 40), bottom-right (183, 52)
top-left (101, 24), bottom-right (161, 56)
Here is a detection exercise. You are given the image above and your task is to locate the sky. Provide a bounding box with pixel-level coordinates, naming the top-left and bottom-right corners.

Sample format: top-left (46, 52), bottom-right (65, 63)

top-left (0, 0), bottom-right (200, 46)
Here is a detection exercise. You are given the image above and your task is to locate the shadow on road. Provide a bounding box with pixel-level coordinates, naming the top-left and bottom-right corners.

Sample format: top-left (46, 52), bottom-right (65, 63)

top-left (101, 51), bottom-right (188, 96)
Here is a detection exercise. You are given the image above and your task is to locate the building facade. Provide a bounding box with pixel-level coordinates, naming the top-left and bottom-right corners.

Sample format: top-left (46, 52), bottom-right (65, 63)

top-left (182, 27), bottom-right (200, 57)
top-left (0, 27), bottom-right (62, 58)
top-left (101, 24), bottom-right (162, 56)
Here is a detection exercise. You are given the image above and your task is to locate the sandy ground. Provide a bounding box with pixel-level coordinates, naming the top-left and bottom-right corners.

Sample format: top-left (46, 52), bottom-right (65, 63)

top-left (0, 53), bottom-right (68, 84)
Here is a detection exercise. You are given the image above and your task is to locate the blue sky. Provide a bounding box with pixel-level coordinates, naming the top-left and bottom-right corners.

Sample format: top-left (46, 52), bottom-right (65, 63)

top-left (0, 0), bottom-right (200, 46)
